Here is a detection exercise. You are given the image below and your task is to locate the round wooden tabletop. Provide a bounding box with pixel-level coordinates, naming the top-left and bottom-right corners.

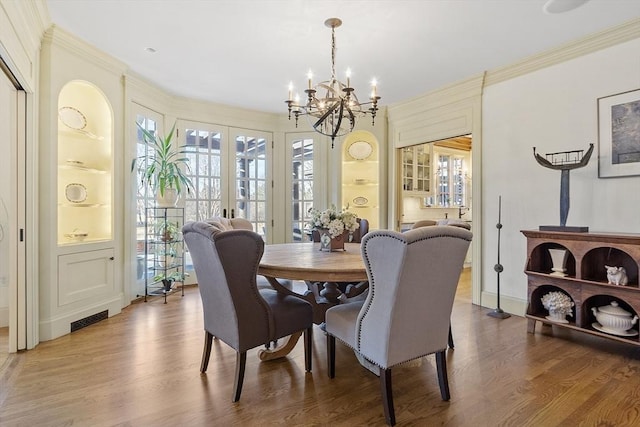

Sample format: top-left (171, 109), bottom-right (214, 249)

top-left (259, 242), bottom-right (367, 282)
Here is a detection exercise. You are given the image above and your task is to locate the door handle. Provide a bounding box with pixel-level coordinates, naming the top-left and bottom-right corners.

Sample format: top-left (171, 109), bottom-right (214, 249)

top-left (231, 209), bottom-right (235, 218)
top-left (223, 208), bottom-right (227, 218)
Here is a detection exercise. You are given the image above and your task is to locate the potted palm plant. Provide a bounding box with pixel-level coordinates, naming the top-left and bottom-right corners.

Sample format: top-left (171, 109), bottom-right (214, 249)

top-left (132, 122), bottom-right (194, 207)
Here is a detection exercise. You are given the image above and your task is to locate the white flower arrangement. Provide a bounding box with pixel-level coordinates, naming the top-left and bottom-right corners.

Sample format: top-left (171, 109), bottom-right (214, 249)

top-left (541, 291), bottom-right (574, 316)
top-left (309, 205), bottom-right (359, 238)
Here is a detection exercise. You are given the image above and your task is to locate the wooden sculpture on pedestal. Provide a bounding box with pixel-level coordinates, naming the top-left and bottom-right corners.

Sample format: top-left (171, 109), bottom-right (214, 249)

top-left (533, 143), bottom-right (593, 232)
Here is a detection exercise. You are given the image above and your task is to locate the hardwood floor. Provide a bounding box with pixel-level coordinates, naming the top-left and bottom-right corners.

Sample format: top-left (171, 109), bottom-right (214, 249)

top-left (2, 269), bottom-right (640, 426)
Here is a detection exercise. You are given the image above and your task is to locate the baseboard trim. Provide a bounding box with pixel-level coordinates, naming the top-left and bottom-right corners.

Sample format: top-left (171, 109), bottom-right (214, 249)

top-left (479, 291), bottom-right (527, 317)
top-left (0, 306), bottom-right (8, 327)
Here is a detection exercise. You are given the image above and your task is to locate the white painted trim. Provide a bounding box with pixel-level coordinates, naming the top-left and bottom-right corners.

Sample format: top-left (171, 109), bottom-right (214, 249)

top-left (38, 296), bottom-right (122, 342)
top-left (485, 18), bottom-right (640, 88)
top-left (387, 76), bottom-right (484, 307)
top-left (42, 25), bottom-right (127, 76)
top-left (480, 291), bottom-right (527, 318)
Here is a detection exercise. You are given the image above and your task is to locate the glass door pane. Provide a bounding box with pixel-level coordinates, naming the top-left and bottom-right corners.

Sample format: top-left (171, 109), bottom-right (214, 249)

top-left (292, 138), bottom-right (314, 242)
top-left (230, 129), bottom-right (272, 240)
top-left (136, 111), bottom-right (160, 295)
top-left (184, 126), bottom-right (225, 221)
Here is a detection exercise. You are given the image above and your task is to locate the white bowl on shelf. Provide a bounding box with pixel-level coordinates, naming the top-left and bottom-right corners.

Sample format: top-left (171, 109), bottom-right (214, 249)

top-left (64, 230), bottom-right (89, 242)
top-left (591, 301), bottom-right (638, 334)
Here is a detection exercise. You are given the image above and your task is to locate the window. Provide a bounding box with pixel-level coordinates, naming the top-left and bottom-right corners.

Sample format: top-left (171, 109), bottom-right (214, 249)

top-left (435, 152), bottom-right (465, 207)
top-left (291, 138), bottom-right (314, 242)
top-left (233, 133), bottom-right (268, 236)
top-left (184, 127), bottom-right (223, 221)
top-left (182, 124), bottom-right (271, 239)
top-left (134, 113), bottom-right (161, 290)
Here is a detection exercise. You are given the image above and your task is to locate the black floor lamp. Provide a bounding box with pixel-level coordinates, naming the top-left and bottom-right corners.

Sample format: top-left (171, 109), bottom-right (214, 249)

top-left (488, 195), bottom-right (511, 319)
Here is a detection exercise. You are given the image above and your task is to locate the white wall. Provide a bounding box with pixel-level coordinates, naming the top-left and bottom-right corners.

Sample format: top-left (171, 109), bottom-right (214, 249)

top-left (482, 38), bottom-right (640, 308)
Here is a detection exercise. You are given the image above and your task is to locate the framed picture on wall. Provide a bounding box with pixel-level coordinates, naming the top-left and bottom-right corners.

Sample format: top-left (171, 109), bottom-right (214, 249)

top-left (597, 88), bottom-right (640, 178)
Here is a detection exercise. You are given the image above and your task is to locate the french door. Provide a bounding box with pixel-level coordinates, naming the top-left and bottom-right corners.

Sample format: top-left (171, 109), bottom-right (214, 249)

top-left (285, 132), bottom-right (329, 243)
top-left (181, 121), bottom-right (273, 240)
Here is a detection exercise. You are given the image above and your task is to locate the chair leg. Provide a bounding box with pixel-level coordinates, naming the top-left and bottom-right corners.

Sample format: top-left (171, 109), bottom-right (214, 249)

top-left (327, 334), bottom-right (336, 378)
top-left (304, 326), bottom-right (313, 372)
top-left (380, 367), bottom-right (396, 426)
top-left (232, 351), bottom-right (247, 402)
top-left (200, 331), bottom-right (214, 373)
top-left (448, 324), bottom-right (454, 349)
top-left (435, 350), bottom-right (450, 401)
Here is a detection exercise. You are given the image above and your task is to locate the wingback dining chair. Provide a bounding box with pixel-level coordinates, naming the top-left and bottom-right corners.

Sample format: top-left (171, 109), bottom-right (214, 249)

top-left (325, 226), bottom-right (472, 426)
top-left (182, 221), bottom-right (313, 402)
top-left (204, 216), bottom-right (253, 231)
top-left (410, 221), bottom-right (457, 349)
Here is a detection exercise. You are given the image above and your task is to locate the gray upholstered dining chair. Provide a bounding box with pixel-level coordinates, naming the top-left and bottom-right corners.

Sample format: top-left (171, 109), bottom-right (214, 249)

top-left (325, 226), bottom-right (472, 426)
top-left (182, 221), bottom-right (313, 402)
top-left (411, 219), bottom-right (437, 228)
top-left (204, 216), bottom-right (253, 231)
top-left (410, 221), bottom-right (457, 349)
top-left (349, 217), bottom-right (370, 243)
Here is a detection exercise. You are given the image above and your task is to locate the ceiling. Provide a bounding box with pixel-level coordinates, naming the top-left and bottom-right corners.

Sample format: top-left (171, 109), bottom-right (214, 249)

top-left (45, 1), bottom-right (640, 114)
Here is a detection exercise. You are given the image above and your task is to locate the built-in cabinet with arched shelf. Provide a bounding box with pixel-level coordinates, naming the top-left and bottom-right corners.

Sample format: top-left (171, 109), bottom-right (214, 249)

top-left (57, 81), bottom-right (113, 245)
top-left (523, 230), bottom-right (640, 346)
top-left (39, 27), bottom-right (125, 341)
top-left (341, 132), bottom-right (380, 229)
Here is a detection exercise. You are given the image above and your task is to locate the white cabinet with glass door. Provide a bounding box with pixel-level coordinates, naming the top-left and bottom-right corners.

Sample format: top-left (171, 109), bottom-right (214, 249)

top-left (433, 149), bottom-right (466, 207)
top-left (401, 143), bottom-right (432, 196)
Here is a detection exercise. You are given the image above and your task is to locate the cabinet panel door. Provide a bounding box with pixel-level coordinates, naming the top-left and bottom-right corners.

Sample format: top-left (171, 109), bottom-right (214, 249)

top-left (58, 249), bottom-right (114, 306)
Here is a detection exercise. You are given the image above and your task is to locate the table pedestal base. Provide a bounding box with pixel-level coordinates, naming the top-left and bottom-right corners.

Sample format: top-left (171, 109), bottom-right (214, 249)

top-left (258, 275), bottom-right (369, 361)
top-left (258, 331), bottom-right (303, 361)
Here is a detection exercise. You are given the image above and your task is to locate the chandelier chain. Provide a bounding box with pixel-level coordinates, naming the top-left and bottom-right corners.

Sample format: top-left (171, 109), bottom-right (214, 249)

top-left (331, 25), bottom-right (336, 80)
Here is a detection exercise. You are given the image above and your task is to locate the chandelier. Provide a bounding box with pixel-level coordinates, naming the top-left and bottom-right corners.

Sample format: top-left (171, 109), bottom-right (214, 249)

top-left (285, 18), bottom-right (381, 148)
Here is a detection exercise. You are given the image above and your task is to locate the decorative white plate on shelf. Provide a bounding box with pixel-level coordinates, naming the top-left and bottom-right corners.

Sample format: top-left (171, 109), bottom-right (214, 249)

top-left (347, 140), bottom-right (373, 160)
top-left (64, 230), bottom-right (89, 242)
top-left (352, 196), bottom-right (368, 206)
top-left (66, 159), bottom-right (85, 168)
top-left (592, 322), bottom-right (639, 337)
top-left (58, 106), bottom-right (87, 131)
top-left (65, 183), bottom-right (87, 203)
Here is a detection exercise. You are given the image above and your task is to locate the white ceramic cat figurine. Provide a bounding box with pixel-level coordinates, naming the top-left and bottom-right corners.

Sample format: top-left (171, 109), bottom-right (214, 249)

top-left (605, 265), bottom-right (628, 286)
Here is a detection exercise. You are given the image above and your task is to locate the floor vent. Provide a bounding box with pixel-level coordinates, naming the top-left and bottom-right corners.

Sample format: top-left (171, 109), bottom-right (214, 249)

top-left (71, 310), bottom-right (108, 332)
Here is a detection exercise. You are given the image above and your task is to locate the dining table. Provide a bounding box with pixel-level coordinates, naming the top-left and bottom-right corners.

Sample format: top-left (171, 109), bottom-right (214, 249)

top-left (257, 241), bottom-right (369, 360)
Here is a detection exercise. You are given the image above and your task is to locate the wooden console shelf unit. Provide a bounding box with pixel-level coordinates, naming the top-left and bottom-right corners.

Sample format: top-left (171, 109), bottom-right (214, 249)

top-left (522, 229), bottom-right (640, 346)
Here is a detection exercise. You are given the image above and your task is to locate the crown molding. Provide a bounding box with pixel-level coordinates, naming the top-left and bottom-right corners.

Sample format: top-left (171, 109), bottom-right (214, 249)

top-left (125, 69), bottom-right (279, 130)
top-left (43, 24), bottom-right (127, 76)
top-left (124, 70), bottom-right (176, 111)
top-left (485, 17), bottom-right (640, 87)
top-left (387, 73), bottom-right (485, 123)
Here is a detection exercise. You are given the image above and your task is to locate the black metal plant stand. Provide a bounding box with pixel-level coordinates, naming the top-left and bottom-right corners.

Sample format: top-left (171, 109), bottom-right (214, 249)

top-left (488, 196), bottom-right (511, 319)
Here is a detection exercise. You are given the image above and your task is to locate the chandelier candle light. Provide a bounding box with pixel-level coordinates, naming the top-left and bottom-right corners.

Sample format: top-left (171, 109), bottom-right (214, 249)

top-left (285, 18), bottom-right (381, 147)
